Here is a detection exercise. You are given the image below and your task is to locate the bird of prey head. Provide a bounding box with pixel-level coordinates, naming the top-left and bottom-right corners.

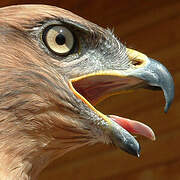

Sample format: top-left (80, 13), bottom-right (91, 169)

top-left (0, 4), bottom-right (174, 179)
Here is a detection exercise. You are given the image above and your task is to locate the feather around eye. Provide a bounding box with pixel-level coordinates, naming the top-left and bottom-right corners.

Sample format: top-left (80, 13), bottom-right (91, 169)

top-left (42, 25), bottom-right (76, 55)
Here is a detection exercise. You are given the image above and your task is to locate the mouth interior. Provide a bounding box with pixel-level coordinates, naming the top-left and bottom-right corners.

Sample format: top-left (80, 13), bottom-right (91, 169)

top-left (71, 75), bottom-right (143, 105)
top-left (69, 74), bottom-right (155, 141)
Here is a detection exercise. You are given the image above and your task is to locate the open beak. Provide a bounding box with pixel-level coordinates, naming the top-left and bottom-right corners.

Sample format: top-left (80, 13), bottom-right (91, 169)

top-left (69, 48), bottom-right (174, 157)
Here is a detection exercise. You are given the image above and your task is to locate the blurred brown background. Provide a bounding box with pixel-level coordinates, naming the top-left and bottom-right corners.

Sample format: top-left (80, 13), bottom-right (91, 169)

top-left (1, 0), bottom-right (180, 180)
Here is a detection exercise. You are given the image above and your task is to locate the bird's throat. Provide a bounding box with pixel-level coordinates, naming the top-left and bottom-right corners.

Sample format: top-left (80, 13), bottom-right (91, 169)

top-left (0, 120), bottom-right (91, 180)
top-left (0, 140), bottom-right (81, 180)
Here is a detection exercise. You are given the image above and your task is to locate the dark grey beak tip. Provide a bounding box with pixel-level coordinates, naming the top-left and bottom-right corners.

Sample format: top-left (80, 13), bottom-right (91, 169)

top-left (164, 106), bottom-right (169, 113)
top-left (164, 99), bottom-right (173, 113)
top-left (160, 64), bottom-right (174, 113)
top-left (148, 58), bottom-right (174, 113)
top-left (134, 58), bottom-right (175, 113)
top-left (114, 136), bottom-right (141, 157)
top-left (127, 142), bottom-right (141, 157)
top-left (110, 121), bottom-right (141, 157)
top-left (164, 76), bottom-right (174, 113)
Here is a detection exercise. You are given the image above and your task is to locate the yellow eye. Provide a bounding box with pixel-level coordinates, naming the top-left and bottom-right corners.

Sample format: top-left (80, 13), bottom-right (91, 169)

top-left (43, 25), bottom-right (74, 55)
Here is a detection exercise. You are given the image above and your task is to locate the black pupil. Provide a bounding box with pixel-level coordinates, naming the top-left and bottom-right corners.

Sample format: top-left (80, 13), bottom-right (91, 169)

top-left (55, 33), bottom-right (66, 45)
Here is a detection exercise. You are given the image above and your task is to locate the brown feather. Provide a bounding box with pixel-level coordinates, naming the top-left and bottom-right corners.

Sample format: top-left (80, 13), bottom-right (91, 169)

top-left (0, 5), bottom-right (97, 179)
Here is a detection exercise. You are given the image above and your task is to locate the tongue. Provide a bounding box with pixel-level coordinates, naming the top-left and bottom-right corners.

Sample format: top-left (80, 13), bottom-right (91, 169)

top-left (109, 115), bottom-right (155, 141)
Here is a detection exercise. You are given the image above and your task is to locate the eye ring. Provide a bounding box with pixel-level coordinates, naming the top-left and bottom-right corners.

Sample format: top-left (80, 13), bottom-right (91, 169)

top-left (42, 25), bottom-right (75, 55)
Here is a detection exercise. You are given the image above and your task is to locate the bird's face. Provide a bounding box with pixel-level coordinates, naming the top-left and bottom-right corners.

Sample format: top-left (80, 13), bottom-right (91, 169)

top-left (0, 4), bottom-right (174, 168)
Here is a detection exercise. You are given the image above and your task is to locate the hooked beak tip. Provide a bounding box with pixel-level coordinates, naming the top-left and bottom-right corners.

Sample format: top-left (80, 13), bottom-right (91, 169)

top-left (126, 49), bottom-right (174, 112)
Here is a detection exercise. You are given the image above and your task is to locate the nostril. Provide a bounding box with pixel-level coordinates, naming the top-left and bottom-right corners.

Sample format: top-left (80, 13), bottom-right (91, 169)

top-left (132, 59), bottom-right (143, 66)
